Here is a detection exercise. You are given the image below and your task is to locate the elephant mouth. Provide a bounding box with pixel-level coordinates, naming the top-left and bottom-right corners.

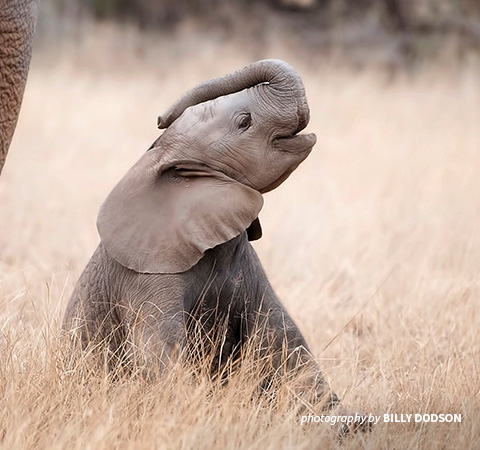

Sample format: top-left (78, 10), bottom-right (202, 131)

top-left (261, 132), bottom-right (316, 193)
top-left (273, 131), bottom-right (317, 155)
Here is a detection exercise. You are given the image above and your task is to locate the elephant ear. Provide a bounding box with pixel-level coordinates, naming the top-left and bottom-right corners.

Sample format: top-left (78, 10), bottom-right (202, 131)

top-left (97, 150), bottom-right (263, 274)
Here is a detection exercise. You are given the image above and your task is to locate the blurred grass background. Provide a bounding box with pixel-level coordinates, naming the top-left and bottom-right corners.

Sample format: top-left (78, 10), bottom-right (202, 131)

top-left (36, 0), bottom-right (480, 70)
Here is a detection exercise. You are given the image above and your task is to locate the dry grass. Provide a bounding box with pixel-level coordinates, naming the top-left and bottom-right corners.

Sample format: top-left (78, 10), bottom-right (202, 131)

top-left (1, 22), bottom-right (479, 449)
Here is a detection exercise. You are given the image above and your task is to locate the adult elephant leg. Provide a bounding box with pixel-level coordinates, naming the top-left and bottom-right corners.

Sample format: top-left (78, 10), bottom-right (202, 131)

top-left (241, 243), bottom-right (340, 410)
top-left (0, 0), bottom-right (38, 176)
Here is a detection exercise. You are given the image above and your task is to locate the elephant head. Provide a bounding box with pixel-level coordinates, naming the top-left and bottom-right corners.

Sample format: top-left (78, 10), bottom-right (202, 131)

top-left (157, 59), bottom-right (316, 193)
top-left (98, 59), bottom-right (316, 274)
top-left (0, 0), bottom-right (38, 176)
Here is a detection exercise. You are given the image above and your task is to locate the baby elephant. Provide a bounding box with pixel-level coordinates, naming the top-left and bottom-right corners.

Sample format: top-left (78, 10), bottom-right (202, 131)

top-left (64, 59), bottom-right (340, 411)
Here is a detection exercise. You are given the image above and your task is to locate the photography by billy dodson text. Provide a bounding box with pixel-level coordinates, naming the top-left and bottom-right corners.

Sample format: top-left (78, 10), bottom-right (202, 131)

top-left (300, 413), bottom-right (462, 427)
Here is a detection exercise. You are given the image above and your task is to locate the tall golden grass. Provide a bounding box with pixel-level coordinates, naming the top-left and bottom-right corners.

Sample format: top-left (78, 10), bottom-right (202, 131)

top-left (0, 23), bottom-right (479, 448)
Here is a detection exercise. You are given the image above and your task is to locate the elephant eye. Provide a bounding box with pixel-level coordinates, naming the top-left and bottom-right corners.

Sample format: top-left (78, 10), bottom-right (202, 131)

top-left (238, 113), bottom-right (252, 130)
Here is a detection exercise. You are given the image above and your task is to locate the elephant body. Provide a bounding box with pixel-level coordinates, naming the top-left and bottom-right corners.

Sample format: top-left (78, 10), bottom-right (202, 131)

top-left (65, 235), bottom-right (339, 407)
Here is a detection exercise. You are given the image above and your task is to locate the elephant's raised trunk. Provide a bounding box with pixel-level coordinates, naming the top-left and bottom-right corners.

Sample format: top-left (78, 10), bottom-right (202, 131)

top-left (158, 59), bottom-right (310, 133)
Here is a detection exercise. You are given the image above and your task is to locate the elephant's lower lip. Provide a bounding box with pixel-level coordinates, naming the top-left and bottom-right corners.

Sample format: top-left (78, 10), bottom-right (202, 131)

top-left (273, 132), bottom-right (317, 153)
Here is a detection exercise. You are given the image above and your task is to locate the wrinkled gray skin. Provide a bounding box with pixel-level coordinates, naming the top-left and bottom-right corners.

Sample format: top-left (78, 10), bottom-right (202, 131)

top-left (64, 60), bottom-right (341, 411)
top-left (0, 0), bottom-right (38, 176)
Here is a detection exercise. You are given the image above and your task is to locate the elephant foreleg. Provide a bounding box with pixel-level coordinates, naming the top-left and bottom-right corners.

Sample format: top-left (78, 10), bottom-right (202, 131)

top-left (241, 246), bottom-right (340, 410)
top-left (122, 297), bottom-right (186, 378)
top-left (62, 283), bottom-right (124, 368)
top-left (242, 295), bottom-right (340, 410)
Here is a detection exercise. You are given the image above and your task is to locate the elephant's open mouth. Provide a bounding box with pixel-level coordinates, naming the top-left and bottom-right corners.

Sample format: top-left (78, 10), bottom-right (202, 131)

top-left (273, 132), bottom-right (317, 154)
top-left (261, 132), bottom-right (316, 193)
